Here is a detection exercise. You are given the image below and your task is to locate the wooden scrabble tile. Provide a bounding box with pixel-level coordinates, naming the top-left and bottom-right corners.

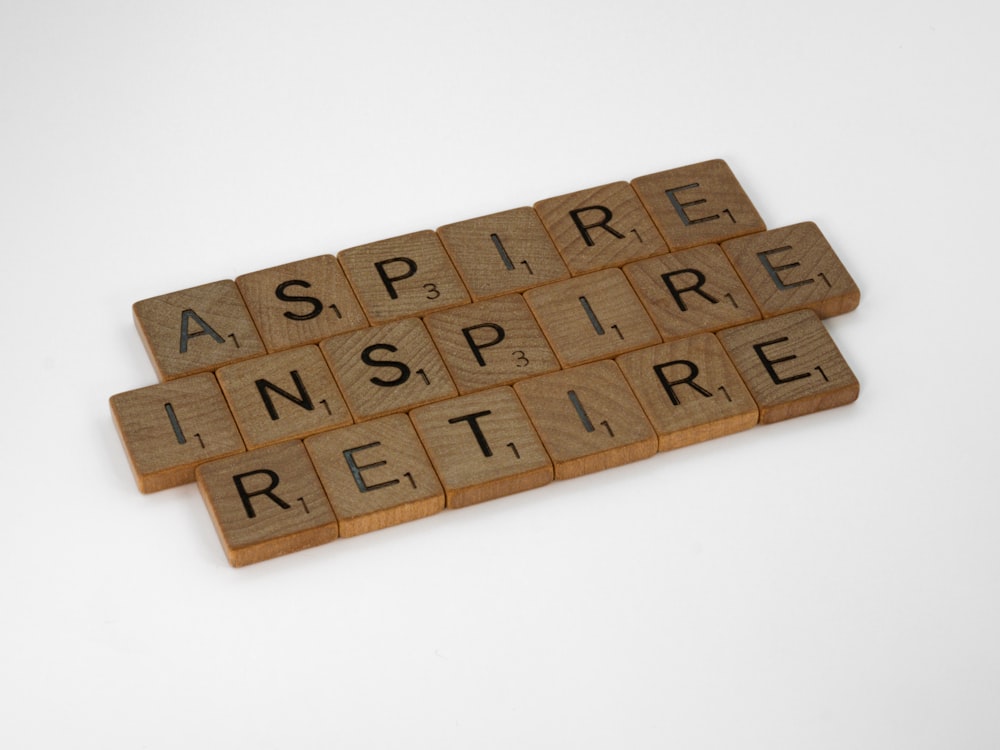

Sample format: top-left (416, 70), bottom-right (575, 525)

top-left (196, 440), bottom-right (339, 567)
top-left (424, 293), bottom-right (560, 394)
top-left (522, 268), bottom-right (661, 367)
top-left (721, 221), bottom-right (860, 318)
top-left (623, 244), bottom-right (761, 341)
top-left (631, 159), bottom-right (766, 250)
top-left (409, 387), bottom-right (552, 509)
top-left (338, 230), bottom-right (470, 323)
top-left (717, 310), bottom-right (859, 424)
top-left (534, 181), bottom-right (667, 274)
top-left (303, 414), bottom-right (444, 537)
top-left (235, 254), bottom-right (369, 352)
top-left (110, 373), bottom-right (246, 493)
top-left (319, 317), bottom-right (457, 421)
top-left (437, 207), bottom-right (571, 300)
top-left (616, 334), bottom-right (758, 451)
top-left (513, 360), bottom-right (657, 480)
top-left (133, 280), bottom-right (267, 381)
top-left (215, 345), bottom-right (353, 450)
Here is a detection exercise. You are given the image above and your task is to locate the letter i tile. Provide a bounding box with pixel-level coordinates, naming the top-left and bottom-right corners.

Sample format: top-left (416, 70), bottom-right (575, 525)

top-left (196, 440), bottom-right (339, 567)
top-left (513, 360), bottom-right (657, 480)
top-left (717, 310), bottom-right (859, 423)
top-left (409, 387), bottom-right (553, 509)
top-left (303, 414), bottom-right (445, 537)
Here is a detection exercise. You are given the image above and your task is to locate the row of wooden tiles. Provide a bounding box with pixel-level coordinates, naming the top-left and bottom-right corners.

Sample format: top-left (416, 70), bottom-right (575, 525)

top-left (177, 309), bottom-right (857, 566)
top-left (130, 159), bottom-right (858, 385)
top-left (112, 227), bottom-right (859, 493)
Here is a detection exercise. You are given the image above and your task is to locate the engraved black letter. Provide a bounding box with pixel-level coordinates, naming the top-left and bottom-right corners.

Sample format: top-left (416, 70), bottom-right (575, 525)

top-left (462, 323), bottom-right (506, 367)
top-left (448, 410), bottom-right (494, 457)
top-left (653, 360), bottom-right (714, 406)
top-left (343, 441), bottom-right (399, 492)
top-left (179, 309), bottom-right (225, 353)
top-left (660, 269), bottom-right (718, 311)
top-left (255, 370), bottom-right (314, 421)
top-left (374, 257), bottom-right (418, 300)
top-left (753, 337), bottom-right (811, 385)
top-left (757, 247), bottom-right (814, 290)
top-left (569, 205), bottom-right (625, 247)
top-left (361, 343), bottom-right (411, 387)
top-left (275, 280), bottom-right (324, 321)
top-left (232, 469), bottom-right (291, 519)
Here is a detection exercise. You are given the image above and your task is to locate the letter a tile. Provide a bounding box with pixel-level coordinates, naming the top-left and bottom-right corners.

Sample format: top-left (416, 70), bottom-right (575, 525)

top-left (717, 310), bottom-right (859, 423)
top-left (196, 440), bottom-right (339, 566)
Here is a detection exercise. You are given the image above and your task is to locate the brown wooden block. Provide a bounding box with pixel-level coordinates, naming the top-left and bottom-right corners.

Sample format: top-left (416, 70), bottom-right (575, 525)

top-left (424, 294), bottom-right (560, 394)
top-left (235, 254), bottom-right (369, 352)
top-left (717, 310), bottom-right (859, 424)
top-left (721, 221), bottom-right (860, 318)
top-left (319, 317), bottom-right (457, 421)
top-left (409, 387), bottom-right (552, 509)
top-left (110, 373), bottom-right (246, 493)
top-left (215, 345), bottom-right (352, 450)
top-left (513, 360), bottom-right (657, 480)
top-left (437, 207), bottom-right (571, 300)
top-left (338, 230), bottom-right (470, 323)
top-left (623, 244), bottom-right (761, 341)
top-left (534, 181), bottom-right (667, 274)
top-left (522, 268), bottom-right (661, 367)
top-left (133, 280), bottom-right (267, 381)
top-left (631, 159), bottom-right (766, 250)
top-left (303, 414), bottom-right (444, 537)
top-left (616, 334), bottom-right (758, 451)
top-left (196, 440), bottom-right (339, 567)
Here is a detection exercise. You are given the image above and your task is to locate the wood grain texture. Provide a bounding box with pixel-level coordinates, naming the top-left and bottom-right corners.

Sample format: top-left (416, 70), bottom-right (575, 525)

top-left (303, 413), bottom-right (444, 537)
top-left (623, 244), bottom-right (761, 340)
top-left (616, 334), bottom-right (758, 451)
top-left (513, 360), bottom-right (657, 480)
top-left (319, 317), bottom-right (457, 422)
top-left (409, 387), bottom-right (552, 509)
top-left (523, 268), bottom-right (661, 367)
top-left (338, 230), bottom-right (470, 323)
top-left (437, 207), bottom-right (570, 300)
top-left (133, 280), bottom-right (267, 381)
top-left (196, 440), bottom-right (339, 567)
top-left (424, 293), bottom-right (560, 394)
top-left (534, 181), bottom-right (667, 274)
top-left (631, 159), bottom-right (766, 250)
top-left (215, 345), bottom-right (353, 449)
top-left (110, 373), bottom-right (246, 493)
top-left (717, 310), bottom-right (859, 424)
top-left (721, 221), bottom-right (861, 318)
top-left (236, 254), bottom-right (369, 352)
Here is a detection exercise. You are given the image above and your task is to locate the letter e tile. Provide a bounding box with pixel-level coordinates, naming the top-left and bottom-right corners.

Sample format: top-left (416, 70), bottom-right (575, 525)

top-left (304, 414), bottom-right (444, 537)
top-left (196, 441), bottom-right (339, 566)
top-left (717, 310), bottom-right (859, 423)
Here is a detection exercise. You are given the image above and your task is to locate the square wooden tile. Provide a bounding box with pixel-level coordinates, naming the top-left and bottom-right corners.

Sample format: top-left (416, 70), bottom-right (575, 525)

top-left (616, 334), bottom-right (758, 451)
top-left (215, 345), bottom-right (353, 450)
top-left (631, 159), bottom-right (766, 250)
top-left (437, 207), bottom-right (571, 300)
top-left (338, 230), bottom-right (470, 323)
top-left (522, 268), bottom-right (661, 367)
top-left (133, 280), bottom-right (267, 381)
top-left (409, 387), bottom-right (552, 509)
top-left (721, 221), bottom-right (861, 318)
top-left (235, 254), bottom-right (369, 352)
top-left (534, 181), bottom-right (667, 274)
top-left (717, 310), bottom-right (859, 424)
top-left (196, 440), bottom-right (339, 567)
top-left (424, 293), bottom-right (560, 394)
top-left (513, 361), bottom-right (657, 480)
top-left (623, 244), bottom-right (761, 340)
top-left (110, 372), bottom-right (246, 493)
top-left (319, 317), bottom-right (457, 422)
top-left (303, 413), bottom-right (444, 537)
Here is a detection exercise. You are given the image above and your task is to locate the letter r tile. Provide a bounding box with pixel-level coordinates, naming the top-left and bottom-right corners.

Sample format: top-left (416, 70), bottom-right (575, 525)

top-left (409, 387), bottom-right (552, 509)
top-left (304, 414), bottom-right (444, 537)
top-left (196, 440), bottom-right (339, 567)
top-left (631, 159), bottom-right (766, 250)
top-left (717, 310), bottom-right (859, 424)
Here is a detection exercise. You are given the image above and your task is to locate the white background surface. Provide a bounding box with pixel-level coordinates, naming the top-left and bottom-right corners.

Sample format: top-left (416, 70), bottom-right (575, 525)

top-left (2, 1), bottom-right (997, 747)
